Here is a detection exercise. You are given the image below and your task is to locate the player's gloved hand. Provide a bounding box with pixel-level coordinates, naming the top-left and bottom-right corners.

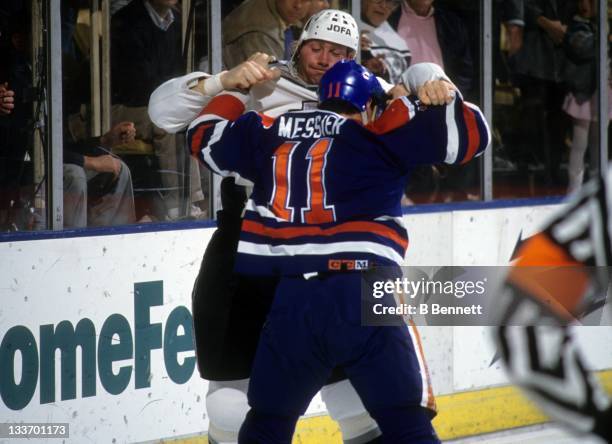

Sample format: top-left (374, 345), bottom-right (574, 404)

top-left (417, 80), bottom-right (456, 106)
top-left (247, 52), bottom-right (279, 70)
top-left (220, 52), bottom-right (281, 91)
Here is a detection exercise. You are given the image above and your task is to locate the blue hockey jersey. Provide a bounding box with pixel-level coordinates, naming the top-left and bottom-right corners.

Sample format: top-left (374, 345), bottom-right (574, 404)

top-left (188, 92), bottom-right (490, 275)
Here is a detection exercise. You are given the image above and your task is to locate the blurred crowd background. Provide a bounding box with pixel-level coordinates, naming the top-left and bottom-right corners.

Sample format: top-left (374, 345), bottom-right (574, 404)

top-left (0, 0), bottom-right (610, 231)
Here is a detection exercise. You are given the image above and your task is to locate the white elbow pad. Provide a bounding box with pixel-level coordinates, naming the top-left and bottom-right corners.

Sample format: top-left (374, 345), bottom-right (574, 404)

top-left (148, 72), bottom-right (211, 134)
top-left (401, 63), bottom-right (453, 93)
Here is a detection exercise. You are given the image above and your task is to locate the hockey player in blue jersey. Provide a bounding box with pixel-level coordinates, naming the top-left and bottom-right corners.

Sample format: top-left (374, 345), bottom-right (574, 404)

top-left (187, 60), bottom-right (490, 443)
top-left (150, 10), bottom-right (459, 441)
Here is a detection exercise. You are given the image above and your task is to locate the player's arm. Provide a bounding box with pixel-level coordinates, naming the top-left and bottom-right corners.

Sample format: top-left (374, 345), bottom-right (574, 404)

top-left (382, 63), bottom-right (456, 106)
top-left (148, 71), bottom-right (218, 133)
top-left (495, 170), bottom-right (612, 440)
top-left (372, 91), bottom-right (490, 169)
top-left (148, 53), bottom-right (279, 133)
top-left (400, 62), bottom-right (456, 105)
top-left (186, 92), bottom-right (265, 187)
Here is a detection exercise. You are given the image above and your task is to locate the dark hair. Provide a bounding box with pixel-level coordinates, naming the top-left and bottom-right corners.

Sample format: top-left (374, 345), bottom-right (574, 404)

top-left (319, 98), bottom-right (361, 114)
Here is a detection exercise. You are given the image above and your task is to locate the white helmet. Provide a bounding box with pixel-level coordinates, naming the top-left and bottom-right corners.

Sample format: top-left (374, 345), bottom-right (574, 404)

top-left (294, 9), bottom-right (359, 58)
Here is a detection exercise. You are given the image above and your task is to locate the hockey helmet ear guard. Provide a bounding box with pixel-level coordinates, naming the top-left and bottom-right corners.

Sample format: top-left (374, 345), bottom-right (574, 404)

top-left (318, 60), bottom-right (386, 114)
top-left (293, 9), bottom-right (359, 62)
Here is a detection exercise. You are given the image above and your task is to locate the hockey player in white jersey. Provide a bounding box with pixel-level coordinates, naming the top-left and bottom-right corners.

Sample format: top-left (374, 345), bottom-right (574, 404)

top-left (149, 11), bottom-right (452, 132)
top-left (148, 9), bottom-right (455, 444)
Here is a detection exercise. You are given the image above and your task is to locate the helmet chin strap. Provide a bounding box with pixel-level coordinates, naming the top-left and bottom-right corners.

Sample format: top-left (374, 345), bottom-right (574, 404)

top-left (361, 103), bottom-right (381, 125)
top-left (360, 110), bottom-right (370, 125)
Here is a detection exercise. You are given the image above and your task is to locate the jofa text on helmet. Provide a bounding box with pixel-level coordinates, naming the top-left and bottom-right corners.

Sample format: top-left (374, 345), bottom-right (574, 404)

top-left (326, 24), bottom-right (352, 35)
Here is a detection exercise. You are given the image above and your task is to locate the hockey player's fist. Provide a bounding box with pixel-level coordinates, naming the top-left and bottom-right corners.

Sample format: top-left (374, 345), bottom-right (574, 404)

top-left (221, 53), bottom-right (280, 91)
top-left (418, 80), bottom-right (456, 106)
top-left (247, 52), bottom-right (278, 70)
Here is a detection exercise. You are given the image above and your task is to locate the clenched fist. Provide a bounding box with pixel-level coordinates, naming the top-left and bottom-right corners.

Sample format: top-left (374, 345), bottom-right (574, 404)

top-left (417, 80), bottom-right (456, 106)
top-left (220, 52), bottom-right (281, 91)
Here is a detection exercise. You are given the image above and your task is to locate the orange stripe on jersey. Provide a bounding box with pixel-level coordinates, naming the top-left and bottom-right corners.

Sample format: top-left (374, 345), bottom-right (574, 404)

top-left (270, 142), bottom-right (297, 221)
top-left (409, 319), bottom-right (437, 414)
top-left (328, 82), bottom-right (333, 99)
top-left (334, 82), bottom-right (341, 98)
top-left (367, 98), bottom-right (411, 135)
top-left (508, 232), bottom-right (589, 320)
top-left (303, 138), bottom-right (335, 224)
top-left (460, 106), bottom-right (480, 164)
top-left (190, 123), bottom-right (213, 156)
top-left (197, 94), bottom-right (245, 121)
top-left (242, 220), bottom-right (409, 250)
top-left (260, 113), bottom-right (276, 129)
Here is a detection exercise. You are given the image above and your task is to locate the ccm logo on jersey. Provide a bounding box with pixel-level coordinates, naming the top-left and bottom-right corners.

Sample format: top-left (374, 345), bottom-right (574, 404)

top-left (328, 259), bottom-right (369, 271)
top-left (326, 24), bottom-right (352, 35)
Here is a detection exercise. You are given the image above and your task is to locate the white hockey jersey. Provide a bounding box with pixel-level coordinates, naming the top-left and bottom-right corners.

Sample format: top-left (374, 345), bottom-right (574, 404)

top-left (147, 62), bottom-right (450, 132)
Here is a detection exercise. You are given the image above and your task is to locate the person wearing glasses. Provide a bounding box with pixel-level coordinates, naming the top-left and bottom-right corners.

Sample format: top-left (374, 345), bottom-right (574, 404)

top-left (360, 0), bottom-right (412, 85)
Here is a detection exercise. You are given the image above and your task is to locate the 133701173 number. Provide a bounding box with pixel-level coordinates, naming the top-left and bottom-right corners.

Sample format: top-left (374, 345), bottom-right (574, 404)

top-left (1, 423), bottom-right (69, 438)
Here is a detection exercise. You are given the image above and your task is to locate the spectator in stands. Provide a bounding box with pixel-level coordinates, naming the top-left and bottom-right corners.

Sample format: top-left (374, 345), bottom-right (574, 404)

top-left (492, 0), bottom-right (524, 84)
top-left (1, 79), bottom-right (136, 228)
top-left (222, 0), bottom-right (310, 68)
top-left (561, 0), bottom-right (609, 192)
top-left (64, 121), bottom-right (137, 228)
top-left (510, 0), bottom-right (575, 186)
top-left (388, 0), bottom-right (474, 96)
top-left (0, 13), bottom-right (37, 230)
top-left (111, 0), bottom-right (133, 15)
top-left (388, 0), bottom-right (476, 202)
top-left (484, 0), bottom-right (524, 175)
top-left (0, 83), bottom-right (14, 115)
top-left (111, 0), bottom-right (205, 220)
top-left (501, 0), bottom-right (524, 59)
top-left (304, 0), bottom-right (330, 21)
top-left (360, 0), bottom-right (411, 84)
top-left (0, 83), bottom-right (18, 229)
top-left (222, 0), bottom-right (247, 19)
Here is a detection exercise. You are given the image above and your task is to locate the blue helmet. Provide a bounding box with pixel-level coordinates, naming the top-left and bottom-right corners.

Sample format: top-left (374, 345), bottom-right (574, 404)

top-left (318, 60), bottom-right (386, 112)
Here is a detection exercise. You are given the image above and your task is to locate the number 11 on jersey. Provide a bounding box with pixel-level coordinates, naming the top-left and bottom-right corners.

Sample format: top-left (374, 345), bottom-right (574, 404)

top-left (270, 138), bottom-right (336, 224)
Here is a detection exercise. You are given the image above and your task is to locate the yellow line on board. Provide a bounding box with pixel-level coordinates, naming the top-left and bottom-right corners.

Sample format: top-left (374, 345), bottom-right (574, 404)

top-left (164, 369), bottom-right (612, 444)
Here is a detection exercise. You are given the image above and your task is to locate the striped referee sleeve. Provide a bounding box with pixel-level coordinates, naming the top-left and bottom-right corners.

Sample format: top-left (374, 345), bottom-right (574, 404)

top-left (494, 167), bottom-right (612, 442)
